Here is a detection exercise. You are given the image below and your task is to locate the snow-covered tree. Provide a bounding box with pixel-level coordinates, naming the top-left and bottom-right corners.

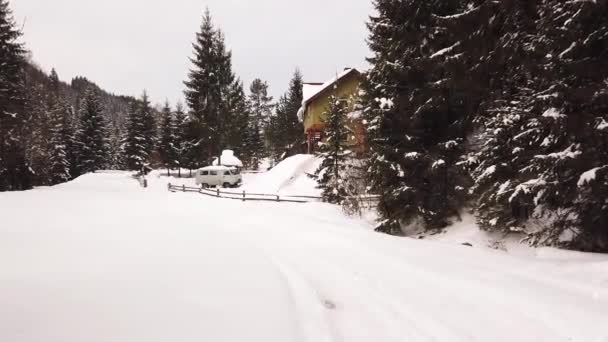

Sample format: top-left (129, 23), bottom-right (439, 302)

top-left (0, 0), bottom-right (31, 191)
top-left (268, 69), bottom-right (304, 161)
top-left (221, 79), bottom-right (248, 156)
top-left (184, 8), bottom-right (235, 164)
top-left (245, 78), bottom-right (273, 169)
top-left (470, 0), bottom-right (608, 251)
top-left (172, 102), bottom-right (188, 177)
top-left (315, 90), bottom-right (351, 204)
top-left (158, 101), bottom-right (178, 175)
top-left (243, 117), bottom-right (264, 170)
top-left (364, 0), bottom-right (471, 234)
top-left (74, 87), bottom-right (110, 175)
top-left (47, 99), bottom-right (72, 184)
top-left (122, 98), bottom-right (148, 171)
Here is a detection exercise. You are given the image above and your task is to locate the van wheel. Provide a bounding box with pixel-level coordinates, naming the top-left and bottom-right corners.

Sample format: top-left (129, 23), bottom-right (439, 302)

top-left (202, 183), bottom-right (209, 189)
top-left (223, 182), bottom-right (231, 188)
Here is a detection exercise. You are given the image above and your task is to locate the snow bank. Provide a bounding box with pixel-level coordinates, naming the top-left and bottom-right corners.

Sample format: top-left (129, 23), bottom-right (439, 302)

top-left (241, 154), bottom-right (322, 196)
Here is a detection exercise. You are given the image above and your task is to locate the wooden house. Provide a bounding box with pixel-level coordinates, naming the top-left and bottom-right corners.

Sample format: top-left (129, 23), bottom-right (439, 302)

top-left (297, 68), bottom-right (365, 156)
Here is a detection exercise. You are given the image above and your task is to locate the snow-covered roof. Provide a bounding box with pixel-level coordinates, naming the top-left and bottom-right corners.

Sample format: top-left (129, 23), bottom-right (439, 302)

top-left (303, 83), bottom-right (324, 103)
top-left (302, 68), bottom-right (359, 106)
top-left (298, 68), bottom-right (361, 122)
top-left (212, 150), bottom-right (243, 168)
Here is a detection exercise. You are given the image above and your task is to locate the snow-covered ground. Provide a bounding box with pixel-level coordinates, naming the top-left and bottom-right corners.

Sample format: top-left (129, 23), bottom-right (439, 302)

top-left (1, 161), bottom-right (608, 342)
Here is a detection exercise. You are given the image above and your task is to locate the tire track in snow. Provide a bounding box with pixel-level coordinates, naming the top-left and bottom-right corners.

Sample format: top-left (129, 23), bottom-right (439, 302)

top-left (239, 223), bottom-right (597, 341)
top-left (265, 257), bottom-right (339, 342)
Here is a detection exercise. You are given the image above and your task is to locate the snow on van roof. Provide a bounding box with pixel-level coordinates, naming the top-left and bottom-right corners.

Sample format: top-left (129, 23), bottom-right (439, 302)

top-left (212, 150), bottom-right (243, 167)
top-left (200, 165), bottom-right (235, 171)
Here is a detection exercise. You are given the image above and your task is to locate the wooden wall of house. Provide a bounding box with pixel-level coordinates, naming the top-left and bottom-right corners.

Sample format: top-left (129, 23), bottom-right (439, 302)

top-left (303, 74), bottom-right (361, 133)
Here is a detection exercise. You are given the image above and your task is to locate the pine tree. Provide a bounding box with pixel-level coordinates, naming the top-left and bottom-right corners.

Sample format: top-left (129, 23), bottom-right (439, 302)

top-left (471, 0), bottom-right (608, 251)
top-left (47, 99), bottom-right (71, 184)
top-left (139, 91), bottom-right (156, 161)
top-left (364, 0), bottom-right (471, 233)
top-left (173, 102), bottom-right (188, 177)
top-left (249, 78), bottom-right (273, 131)
top-left (158, 101), bottom-right (178, 175)
top-left (269, 69), bottom-right (305, 160)
top-left (184, 8), bottom-right (235, 165)
top-left (24, 84), bottom-right (52, 185)
top-left (74, 87), bottom-right (110, 175)
top-left (45, 69), bottom-right (74, 184)
top-left (283, 69), bottom-right (305, 152)
top-left (267, 94), bottom-right (288, 161)
top-left (222, 79), bottom-right (248, 156)
top-left (315, 91), bottom-right (351, 204)
top-left (122, 99), bottom-right (148, 171)
top-left (246, 78), bottom-right (273, 168)
top-left (0, 0), bottom-right (31, 191)
top-left (244, 118), bottom-right (264, 170)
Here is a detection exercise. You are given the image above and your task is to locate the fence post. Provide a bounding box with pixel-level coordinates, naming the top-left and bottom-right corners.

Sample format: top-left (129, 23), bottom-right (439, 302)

top-left (182, 185), bottom-right (186, 192)
top-left (217, 188), bottom-right (220, 197)
top-left (243, 191), bottom-right (246, 202)
top-left (276, 195), bottom-right (280, 202)
top-left (168, 183), bottom-right (171, 191)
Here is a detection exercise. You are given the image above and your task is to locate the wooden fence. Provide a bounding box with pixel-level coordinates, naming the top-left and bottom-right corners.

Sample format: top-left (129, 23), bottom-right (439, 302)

top-left (168, 183), bottom-right (323, 203)
top-left (167, 183), bottom-right (382, 207)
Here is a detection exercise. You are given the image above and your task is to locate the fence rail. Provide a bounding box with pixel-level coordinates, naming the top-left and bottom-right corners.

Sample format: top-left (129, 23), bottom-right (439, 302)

top-left (168, 183), bottom-right (323, 203)
top-left (167, 183), bottom-right (382, 207)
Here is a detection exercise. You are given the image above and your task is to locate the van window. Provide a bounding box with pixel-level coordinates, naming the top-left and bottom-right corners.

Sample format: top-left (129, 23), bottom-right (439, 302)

top-left (231, 169), bottom-right (240, 175)
top-left (210, 171), bottom-right (218, 176)
top-left (224, 171), bottom-right (231, 176)
top-left (201, 171), bottom-right (209, 176)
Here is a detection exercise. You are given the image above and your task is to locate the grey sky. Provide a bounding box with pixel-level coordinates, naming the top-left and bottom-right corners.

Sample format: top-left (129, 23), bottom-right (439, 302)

top-left (12, 0), bottom-right (373, 107)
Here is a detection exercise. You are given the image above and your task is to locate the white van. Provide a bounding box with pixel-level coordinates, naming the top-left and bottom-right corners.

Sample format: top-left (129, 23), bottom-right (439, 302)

top-left (195, 166), bottom-right (242, 188)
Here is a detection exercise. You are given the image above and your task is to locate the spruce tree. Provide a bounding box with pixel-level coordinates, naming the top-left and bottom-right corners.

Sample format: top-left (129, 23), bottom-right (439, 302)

top-left (0, 0), bottom-right (30, 191)
top-left (139, 91), bottom-right (156, 160)
top-left (267, 94), bottom-right (288, 161)
top-left (246, 78), bottom-right (273, 168)
top-left (364, 0), bottom-right (471, 233)
top-left (122, 99), bottom-right (148, 171)
top-left (173, 102), bottom-right (188, 177)
top-left (315, 91), bottom-right (350, 204)
top-left (223, 79), bottom-right (248, 156)
top-left (46, 69), bottom-right (74, 184)
top-left (270, 69), bottom-right (305, 160)
top-left (471, 0), bottom-right (608, 250)
top-left (24, 84), bottom-right (52, 185)
top-left (244, 118), bottom-right (264, 170)
top-left (184, 8), bottom-right (235, 165)
top-left (283, 69), bottom-right (305, 151)
top-left (74, 87), bottom-right (110, 175)
top-left (47, 99), bottom-right (72, 184)
top-left (158, 101), bottom-right (178, 175)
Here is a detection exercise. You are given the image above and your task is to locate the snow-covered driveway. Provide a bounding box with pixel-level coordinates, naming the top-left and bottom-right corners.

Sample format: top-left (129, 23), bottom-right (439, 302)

top-left (1, 172), bottom-right (607, 342)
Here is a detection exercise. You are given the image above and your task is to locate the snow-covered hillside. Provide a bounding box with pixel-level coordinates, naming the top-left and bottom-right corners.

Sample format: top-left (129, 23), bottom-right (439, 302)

top-left (1, 169), bottom-right (607, 342)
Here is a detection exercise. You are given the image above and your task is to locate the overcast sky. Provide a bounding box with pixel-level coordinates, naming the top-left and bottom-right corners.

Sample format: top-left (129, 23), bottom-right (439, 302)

top-left (11, 0), bottom-right (373, 106)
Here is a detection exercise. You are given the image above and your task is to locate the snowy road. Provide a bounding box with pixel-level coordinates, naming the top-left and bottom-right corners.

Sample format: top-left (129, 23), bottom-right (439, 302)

top-left (1, 172), bottom-right (608, 342)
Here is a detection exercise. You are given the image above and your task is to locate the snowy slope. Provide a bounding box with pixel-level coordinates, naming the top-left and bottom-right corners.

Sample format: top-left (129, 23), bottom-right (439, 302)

top-left (1, 172), bottom-right (607, 342)
top-left (240, 154), bottom-right (322, 196)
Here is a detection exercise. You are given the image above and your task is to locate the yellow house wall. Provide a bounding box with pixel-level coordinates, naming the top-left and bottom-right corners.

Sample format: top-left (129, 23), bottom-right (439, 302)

top-left (303, 75), bottom-right (361, 132)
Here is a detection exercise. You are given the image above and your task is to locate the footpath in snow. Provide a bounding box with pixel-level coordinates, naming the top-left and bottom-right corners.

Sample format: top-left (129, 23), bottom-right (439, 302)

top-left (1, 163), bottom-right (607, 342)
